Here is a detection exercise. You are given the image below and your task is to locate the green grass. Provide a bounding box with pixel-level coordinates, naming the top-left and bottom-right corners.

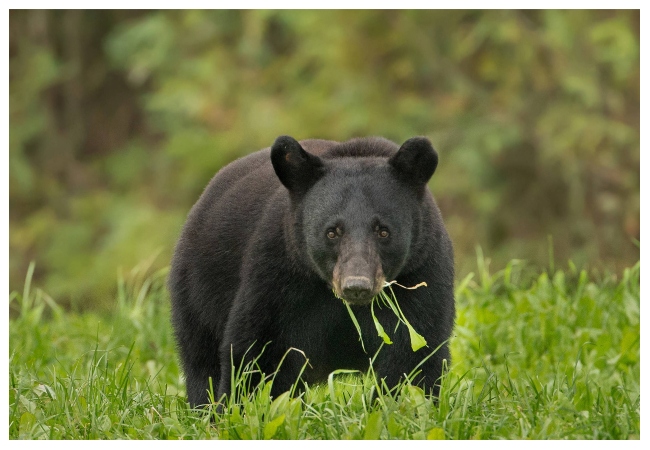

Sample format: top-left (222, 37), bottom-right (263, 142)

top-left (9, 256), bottom-right (640, 439)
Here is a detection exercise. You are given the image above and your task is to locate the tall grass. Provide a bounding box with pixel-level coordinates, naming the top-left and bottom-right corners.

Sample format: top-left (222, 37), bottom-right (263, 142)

top-left (9, 257), bottom-right (640, 439)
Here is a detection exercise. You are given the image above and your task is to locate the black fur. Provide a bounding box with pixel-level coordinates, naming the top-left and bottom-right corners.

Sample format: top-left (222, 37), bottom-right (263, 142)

top-left (168, 136), bottom-right (455, 407)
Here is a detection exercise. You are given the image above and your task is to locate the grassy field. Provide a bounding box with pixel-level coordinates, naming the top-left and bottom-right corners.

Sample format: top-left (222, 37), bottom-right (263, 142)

top-left (9, 256), bottom-right (640, 439)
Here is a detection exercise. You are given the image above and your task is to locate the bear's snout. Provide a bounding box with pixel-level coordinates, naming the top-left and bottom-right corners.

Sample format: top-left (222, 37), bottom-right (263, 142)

top-left (332, 244), bottom-right (385, 305)
top-left (341, 276), bottom-right (373, 304)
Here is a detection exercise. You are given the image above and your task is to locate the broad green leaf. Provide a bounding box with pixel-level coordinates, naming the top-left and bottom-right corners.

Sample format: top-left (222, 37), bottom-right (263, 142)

top-left (263, 414), bottom-right (285, 439)
top-left (363, 411), bottom-right (383, 440)
top-left (427, 427), bottom-right (445, 440)
top-left (386, 414), bottom-right (402, 438)
top-left (407, 326), bottom-right (428, 352)
top-left (269, 391), bottom-right (290, 418)
top-left (19, 412), bottom-right (36, 437)
top-left (371, 301), bottom-right (392, 344)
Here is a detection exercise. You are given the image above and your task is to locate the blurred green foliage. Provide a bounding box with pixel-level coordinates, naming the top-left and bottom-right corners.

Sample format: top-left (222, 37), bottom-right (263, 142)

top-left (9, 10), bottom-right (639, 309)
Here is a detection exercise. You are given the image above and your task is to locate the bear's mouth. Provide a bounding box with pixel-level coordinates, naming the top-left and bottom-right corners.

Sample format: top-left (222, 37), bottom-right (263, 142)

top-left (331, 275), bottom-right (385, 306)
top-left (335, 291), bottom-right (376, 306)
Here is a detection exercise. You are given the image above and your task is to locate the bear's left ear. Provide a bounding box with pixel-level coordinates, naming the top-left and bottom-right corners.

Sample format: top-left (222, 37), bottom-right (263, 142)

top-left (271, 135), bottom-right (325, 195)
top-left (388, 137), bottom-right (438, 187)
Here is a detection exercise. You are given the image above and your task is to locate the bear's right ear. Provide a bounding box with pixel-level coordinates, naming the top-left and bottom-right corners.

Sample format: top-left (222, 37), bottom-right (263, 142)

top-left (271, 135), bottom-right (325, 195)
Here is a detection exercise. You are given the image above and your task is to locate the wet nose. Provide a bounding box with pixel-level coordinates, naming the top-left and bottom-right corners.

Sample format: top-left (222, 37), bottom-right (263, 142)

top-left (342, 276), bottom-right (373, 303)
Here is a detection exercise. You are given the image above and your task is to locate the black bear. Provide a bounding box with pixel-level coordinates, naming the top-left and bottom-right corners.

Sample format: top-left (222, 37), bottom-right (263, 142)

top-left (168, 135), bottom-right (455, 408)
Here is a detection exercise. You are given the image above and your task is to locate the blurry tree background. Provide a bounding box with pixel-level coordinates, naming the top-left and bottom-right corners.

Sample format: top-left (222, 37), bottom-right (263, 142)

top-left (9, 10), bottom-right (640, 310)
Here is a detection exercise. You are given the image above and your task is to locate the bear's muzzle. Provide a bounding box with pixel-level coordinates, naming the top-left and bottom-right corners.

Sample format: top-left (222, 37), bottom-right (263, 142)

top-left (332, 240), bottom-right (385, 305)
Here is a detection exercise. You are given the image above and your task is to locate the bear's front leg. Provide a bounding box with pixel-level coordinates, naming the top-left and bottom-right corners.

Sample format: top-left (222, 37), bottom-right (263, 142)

top-left (215, 321), bottom-right (267, 407)
top-left (215, 338), bottom-right (310, 407)
top-left (214, 291), bottom-right (303, 408)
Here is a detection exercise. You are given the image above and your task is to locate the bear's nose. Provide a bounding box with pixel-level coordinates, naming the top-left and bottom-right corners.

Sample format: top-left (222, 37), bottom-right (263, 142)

top-left (341, 276), bottom-right (374, 304)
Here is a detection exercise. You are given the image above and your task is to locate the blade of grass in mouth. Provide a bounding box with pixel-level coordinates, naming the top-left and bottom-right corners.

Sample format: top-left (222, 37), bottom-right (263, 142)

top-left (339, 281), bottom-right (428, 353)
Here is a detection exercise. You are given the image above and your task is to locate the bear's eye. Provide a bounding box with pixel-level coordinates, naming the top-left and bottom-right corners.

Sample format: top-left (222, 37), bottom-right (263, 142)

top-left (376, 227), bottom-right (390, 239)
top-left (327, 226), bottom-right (343, 239)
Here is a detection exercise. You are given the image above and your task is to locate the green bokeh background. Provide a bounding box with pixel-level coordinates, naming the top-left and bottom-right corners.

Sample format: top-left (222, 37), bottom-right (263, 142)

top-left (9, 10), bottom-right (640, 310)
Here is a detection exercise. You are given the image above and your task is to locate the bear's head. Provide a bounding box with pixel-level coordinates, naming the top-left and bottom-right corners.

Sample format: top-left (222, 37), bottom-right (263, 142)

top-left (271, 135), bottom-right (438, 305)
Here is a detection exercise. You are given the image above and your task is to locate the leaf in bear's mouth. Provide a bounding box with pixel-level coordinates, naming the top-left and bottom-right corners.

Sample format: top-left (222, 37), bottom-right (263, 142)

top-left (338, 281), bottom-right (428, 353)
top-left (342, 301), bottom-right (367, 353)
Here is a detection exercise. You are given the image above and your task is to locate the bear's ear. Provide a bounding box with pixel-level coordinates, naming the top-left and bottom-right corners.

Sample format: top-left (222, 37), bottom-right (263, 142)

top-left (271, 135), bottom-right (325, 194)
top-left (388, 137), bottom-right (438, 187)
